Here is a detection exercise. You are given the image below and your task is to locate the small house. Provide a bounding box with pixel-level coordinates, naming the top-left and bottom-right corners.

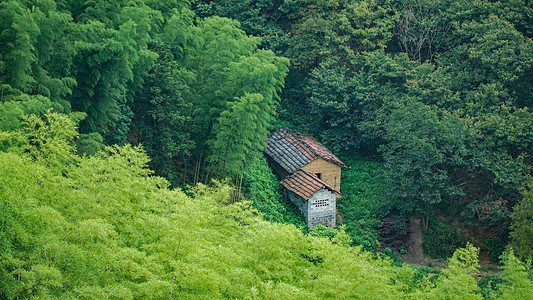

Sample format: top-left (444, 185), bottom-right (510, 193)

top-left (264, 128), bottom-right (347, 228)
top-left (280, 169), bottom-right (339, 228)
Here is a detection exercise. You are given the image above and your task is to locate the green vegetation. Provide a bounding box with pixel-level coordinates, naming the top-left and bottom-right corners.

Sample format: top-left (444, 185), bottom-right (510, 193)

top-left (337, 155), bottom-right (388, 251)
top-left (509, 177), bottom-right (533, 261)
top-left (498, 250), bottom-right (533, 299)
top-left (2, 113), bottom-right (532, 298)
top-left (242, 157), bottom-right (305, 227)
top-left (1, 0), bottom-right (533, 297)
top-left (422, 220), bottom-right (468, 259)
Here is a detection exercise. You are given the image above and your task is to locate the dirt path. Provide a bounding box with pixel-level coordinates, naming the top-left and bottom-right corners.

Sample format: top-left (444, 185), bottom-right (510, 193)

top-left (398, 216), bottom-right (444, 267)
top-left (381, 215), bottom-right (502, 272)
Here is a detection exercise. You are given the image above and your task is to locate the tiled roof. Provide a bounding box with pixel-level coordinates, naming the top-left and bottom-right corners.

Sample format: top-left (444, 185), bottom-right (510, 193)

top-left (264, 128), bottom-right (347, 173)
top-left (280, 169), bottom-right (340, 200)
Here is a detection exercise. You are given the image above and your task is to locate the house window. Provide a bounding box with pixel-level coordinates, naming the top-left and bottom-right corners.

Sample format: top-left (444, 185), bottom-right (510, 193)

top-left (315, 173), bottom-right (322, 179)
top-left (313, 198), bottom-right (329, 207)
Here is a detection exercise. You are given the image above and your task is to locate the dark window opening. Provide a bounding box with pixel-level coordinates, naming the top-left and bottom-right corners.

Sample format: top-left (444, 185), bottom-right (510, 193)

top-left (313, 198), bottom-right (329, 207)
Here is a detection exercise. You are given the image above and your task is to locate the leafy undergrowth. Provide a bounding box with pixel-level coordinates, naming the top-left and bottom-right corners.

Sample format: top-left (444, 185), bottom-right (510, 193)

top-left (423, 217), bottom-right (468, 259)
top-left (337, 155), bottom-right (390, 251)
top-left (1, 113), bottom-right (531, 299)
top-left (242, 157), bottom-right (305, 227)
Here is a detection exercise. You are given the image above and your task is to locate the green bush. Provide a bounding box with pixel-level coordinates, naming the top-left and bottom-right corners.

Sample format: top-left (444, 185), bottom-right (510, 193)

top-left (337, 155), bottom-right (389, 251)
top-left (308, 225), bottom-right (338, 239)
top-left (423, 220), bottom-right (467, 259)
top-left (486, 237), bottom-right (508, 264)
top-left (478, 273), bottom-right (503, 300)
top-left (243, 157), bottom-right (305, 227)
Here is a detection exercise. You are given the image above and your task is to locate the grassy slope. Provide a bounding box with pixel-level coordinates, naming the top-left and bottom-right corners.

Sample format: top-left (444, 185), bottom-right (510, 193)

top-left (0, 143), bottom-right (493, 299)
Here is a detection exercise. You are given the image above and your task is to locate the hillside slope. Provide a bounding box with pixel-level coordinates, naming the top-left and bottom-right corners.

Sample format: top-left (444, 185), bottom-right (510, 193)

top-left (1, 113), bottom-right (530, 299)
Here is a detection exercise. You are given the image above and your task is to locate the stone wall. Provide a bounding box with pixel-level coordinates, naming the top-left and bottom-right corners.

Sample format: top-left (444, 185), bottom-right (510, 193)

top-left (286, 190), bottom-right (308, 219)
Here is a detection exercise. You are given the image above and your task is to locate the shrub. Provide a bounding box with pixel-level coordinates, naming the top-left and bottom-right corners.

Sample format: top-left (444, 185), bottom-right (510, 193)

top-left (486, 236), bottom-right (508, 264)
top-left (242, 157), bottom-right (305, 227)
top-left (337, 155), bottom-right (388, 251)
top-left (423, 220), bottom-right (467, 259)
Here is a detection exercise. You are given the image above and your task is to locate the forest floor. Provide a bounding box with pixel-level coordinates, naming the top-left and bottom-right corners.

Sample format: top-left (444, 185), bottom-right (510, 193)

top-left (398, 217), bottom-right (445, 267)
top-left (378, 216), bottom-right (500, 270)
top-left (378, 216), bottom-right (445, 267)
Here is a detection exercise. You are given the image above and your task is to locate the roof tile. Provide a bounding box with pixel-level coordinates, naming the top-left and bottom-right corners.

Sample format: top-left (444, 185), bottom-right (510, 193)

top-left (264, 128), bottom-right (347, 172)
top-left (280, 169), bottom-right (340, 200)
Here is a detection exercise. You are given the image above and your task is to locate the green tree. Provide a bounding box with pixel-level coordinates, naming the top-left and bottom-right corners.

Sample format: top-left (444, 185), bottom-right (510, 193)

top-left (70, 2), bottom-right (161, 144)
top-left (187, 16), bottom-right (288, 180)
top-left (194, 0), bottom-right (290, 54)
top-left (3, 112), bottom-right (79, 169)
top-left (498, 250), bottom-right (533, 299)
top-left (365, 98), bottom-right (472, 230)
top-left (131, 39), bottom-right (195, 187)
top-left (430, 243), bottom-right (481, 299)
top-left (29, 0), bottom-right (77, 112)
top-left (307, 52), bottom-right (414, 152)
top-left (509, 177), bottom-right (533, 260)
top-left (0, 92), bottom-right (52, 132)
top-left (282, 0), bottom-right (398, 70)
top-left (207, 93), bottom-right (270, 178)
top-left (188, 16), bottom-right (262, 143)
top-left (0, 0), bottom-right (39, 90)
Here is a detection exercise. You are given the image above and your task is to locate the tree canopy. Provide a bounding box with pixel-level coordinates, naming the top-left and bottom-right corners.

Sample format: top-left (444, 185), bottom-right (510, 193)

top-left (1, 0), bottom-right (533, 296)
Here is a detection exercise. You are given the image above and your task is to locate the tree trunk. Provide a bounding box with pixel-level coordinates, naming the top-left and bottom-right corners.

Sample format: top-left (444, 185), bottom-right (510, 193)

top-left (424, 202), bottom-right (430, 230)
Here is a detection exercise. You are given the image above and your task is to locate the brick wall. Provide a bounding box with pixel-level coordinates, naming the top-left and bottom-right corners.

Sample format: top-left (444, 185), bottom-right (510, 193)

top-left (307, 188), bottom-right (336, 228)
top-left (286, 190), bottom-right (308, 219)
top-left (301, 158), bottom-right (342, 196)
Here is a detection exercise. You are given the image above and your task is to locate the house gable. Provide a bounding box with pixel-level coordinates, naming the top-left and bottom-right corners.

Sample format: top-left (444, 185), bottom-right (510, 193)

top-left (280, 169), bottom-right (339, 228)
top-left (301, 158), bottom-right (342, 195)
top-left (308, 188), bottom-right (336, 228)
top-left (284, 186), bottom-right (336, 229)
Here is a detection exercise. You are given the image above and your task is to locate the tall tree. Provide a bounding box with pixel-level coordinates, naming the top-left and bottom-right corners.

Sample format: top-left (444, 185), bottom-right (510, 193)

top-left (498, 250), bottom-right (533, 299)
top-left (0, 0), bottom-right (39, 90)
top-left (282, 0), bottom-right (398, 71)
top-left (207, 93), bottom-right (269, 178)
top-left (130, 39), bottom-right (195, 187)
top-left (307, 52), bottom-right (414, 152)
top-left (70, 1), bottom-right (161, 144)
top-left (186, 16), bottom-right (289, 180)
top-left (393, 0), bottom-right (452, 62)
top-left (366, 97), bottom-right (472, 229)
top-left (509, 177), bottom-right (533, 260)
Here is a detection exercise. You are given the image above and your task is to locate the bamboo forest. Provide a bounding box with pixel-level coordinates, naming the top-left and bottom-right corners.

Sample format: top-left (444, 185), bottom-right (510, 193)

top-left (0, 0), bottom-right (532, 298)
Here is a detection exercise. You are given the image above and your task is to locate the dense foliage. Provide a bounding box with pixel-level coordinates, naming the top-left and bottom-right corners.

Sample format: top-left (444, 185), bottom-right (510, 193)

top-left (509, 177), bottom-right (533, 261)
top-left (0, 0), bottom-right (288, 188)
top-left (1, 0), bottom-right (533, 296)
top-left (1, 113), bottom-right (532, 298)
top-left (197, 0), bottom-right (533, 261)
top-left (242, 157), bottom-right (305, 227)
top-left (336, 155), bottom-right (388, 251)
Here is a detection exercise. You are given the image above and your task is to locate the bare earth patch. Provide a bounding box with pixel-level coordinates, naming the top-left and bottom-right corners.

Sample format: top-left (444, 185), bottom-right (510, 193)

top-left (399, 217), bottom-right (445, 267)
